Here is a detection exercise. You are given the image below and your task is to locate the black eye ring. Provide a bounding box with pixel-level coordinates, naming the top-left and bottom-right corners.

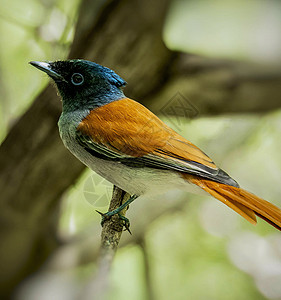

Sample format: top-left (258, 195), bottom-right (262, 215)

top-left (71, 73), bottom-right (84, 85)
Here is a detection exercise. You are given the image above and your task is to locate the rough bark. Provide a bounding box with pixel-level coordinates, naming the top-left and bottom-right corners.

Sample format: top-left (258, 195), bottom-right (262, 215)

top-left (0, 0), bottom-right (281, 297)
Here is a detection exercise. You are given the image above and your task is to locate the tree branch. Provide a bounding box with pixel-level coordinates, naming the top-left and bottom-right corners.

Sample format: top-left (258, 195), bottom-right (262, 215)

top-left (99, 186), bottom-right (130, 264)
top-left (138, 237), bottom-right (155, 300)
top-left (79, 186), bottom-right (130, 300)
top-left (146, 54), bottom-right (281, 116)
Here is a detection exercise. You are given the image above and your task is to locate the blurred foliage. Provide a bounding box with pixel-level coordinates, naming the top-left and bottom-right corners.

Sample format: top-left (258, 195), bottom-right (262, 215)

top-left (1, 0), bottom-right (281, 299)
top-left (0, 0), bottom-right (79, 141)
top-left (164, 0), bottom-right (281, 64)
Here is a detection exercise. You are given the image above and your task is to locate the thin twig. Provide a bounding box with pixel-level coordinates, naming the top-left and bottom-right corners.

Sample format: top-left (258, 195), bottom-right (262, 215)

top-left (99, 185), bottom-right (130, 270)
top-left (80, 186), bottom-right (130, 300)
top-left (138, 238), bottom-right (155, 300)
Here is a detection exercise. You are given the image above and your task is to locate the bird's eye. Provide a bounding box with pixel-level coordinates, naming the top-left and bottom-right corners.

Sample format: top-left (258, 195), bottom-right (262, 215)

top-left (71, 73), bottom-right (84, 85)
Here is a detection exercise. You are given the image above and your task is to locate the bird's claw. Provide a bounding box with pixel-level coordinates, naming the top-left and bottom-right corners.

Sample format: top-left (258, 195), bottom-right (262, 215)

top-left (118, 214), bottom-right (131, 234)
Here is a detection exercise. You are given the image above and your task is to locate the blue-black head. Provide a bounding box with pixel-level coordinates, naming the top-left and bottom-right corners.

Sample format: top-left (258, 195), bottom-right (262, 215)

top-left (30, 59), bottom-right (127, 112)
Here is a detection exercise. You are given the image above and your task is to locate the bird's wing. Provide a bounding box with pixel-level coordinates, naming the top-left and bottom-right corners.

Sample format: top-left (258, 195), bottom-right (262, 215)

top-left (76, 98), bottom-right (237, 186)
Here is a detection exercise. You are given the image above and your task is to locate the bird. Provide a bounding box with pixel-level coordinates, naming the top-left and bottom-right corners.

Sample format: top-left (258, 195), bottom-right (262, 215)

top-left (30, 59), bottom-right (281, 232)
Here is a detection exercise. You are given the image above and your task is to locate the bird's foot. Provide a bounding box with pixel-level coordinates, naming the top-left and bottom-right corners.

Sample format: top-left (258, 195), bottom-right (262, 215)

top-left (96, 210), bottom-right (131, 234)
top-left (96, 194), bottom-right (138, 234)
top-left (117, 214), bottom-right (131, 234)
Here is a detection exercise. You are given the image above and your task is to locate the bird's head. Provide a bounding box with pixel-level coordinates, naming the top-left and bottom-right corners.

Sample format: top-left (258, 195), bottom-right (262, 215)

top-left (30, 59), bottom-right (126, 112)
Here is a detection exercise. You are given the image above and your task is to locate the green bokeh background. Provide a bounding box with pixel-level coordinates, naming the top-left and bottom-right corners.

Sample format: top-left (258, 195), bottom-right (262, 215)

top-left (1, 0), bottom-right (281, 299)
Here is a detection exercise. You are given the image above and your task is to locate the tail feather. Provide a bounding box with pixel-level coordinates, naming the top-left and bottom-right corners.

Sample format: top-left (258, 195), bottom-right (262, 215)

top-left (188, 176), bottom-right (281, 231)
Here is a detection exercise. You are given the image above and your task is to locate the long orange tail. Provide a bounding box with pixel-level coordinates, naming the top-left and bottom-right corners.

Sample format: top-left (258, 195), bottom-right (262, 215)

top-left (188, 176), bottom-right (281, 231)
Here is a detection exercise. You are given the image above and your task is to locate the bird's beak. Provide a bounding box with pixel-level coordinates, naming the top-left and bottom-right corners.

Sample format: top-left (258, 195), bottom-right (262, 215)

top-left (29, 61), bottom-right (67, 82)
